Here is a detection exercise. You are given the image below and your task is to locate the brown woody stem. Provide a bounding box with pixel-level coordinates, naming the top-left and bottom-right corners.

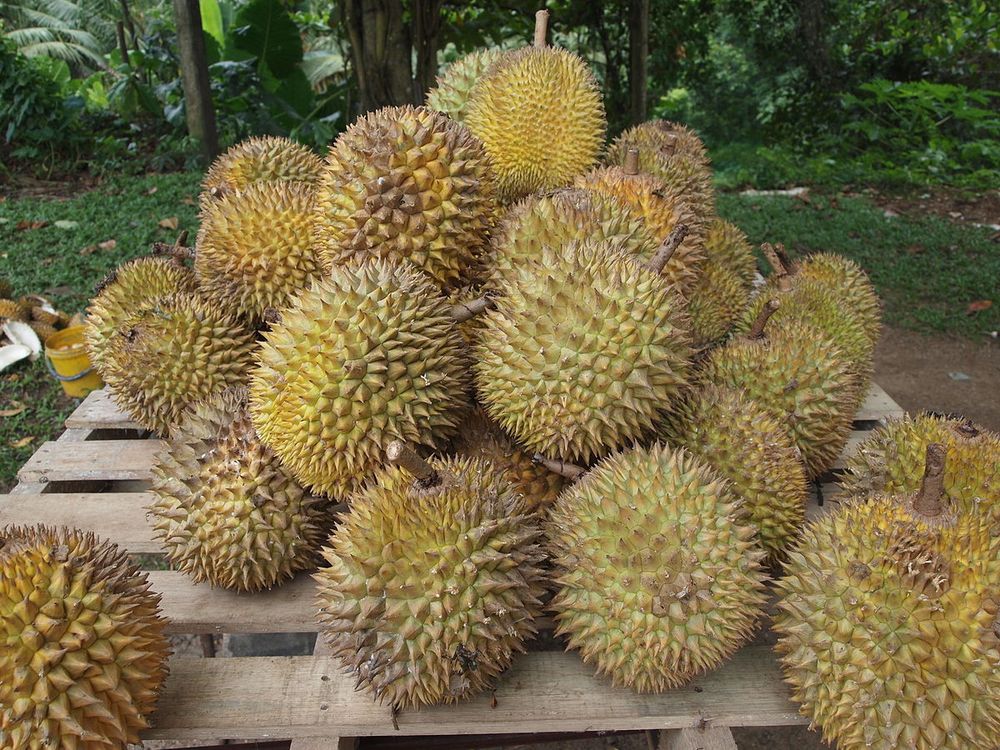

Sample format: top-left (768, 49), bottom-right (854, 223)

top-left (624, 148), bottom-right (640, 175)
top-left (774, 243), bottom-right (793, 272)
top-left (152, 231), bottom-right (194, 262)
top-left (532, 453), bottom-right (586, 481)
top-left (748, 299), bottom-right (780, 339)
top-left (451, 295), bottom-right (494, 323)
top-left (645, 224), bottom-right (688, 275)
top-left (913, 443), bottom-right (947, 517)
top-left (762, 243), bottom-right (786, 276)
top-left (387, 441), bottom-right (440, 486)
top-left (533, 9), bottom-right (549, 47)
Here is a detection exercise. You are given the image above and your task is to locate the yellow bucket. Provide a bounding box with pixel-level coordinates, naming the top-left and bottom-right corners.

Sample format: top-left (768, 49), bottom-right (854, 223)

top-left (44, 325), bottom-right (104, 398)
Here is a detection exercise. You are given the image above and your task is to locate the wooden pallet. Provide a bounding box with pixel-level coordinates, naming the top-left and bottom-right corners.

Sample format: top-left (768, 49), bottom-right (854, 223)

top-left (0, 385), bottom-right (904, 749)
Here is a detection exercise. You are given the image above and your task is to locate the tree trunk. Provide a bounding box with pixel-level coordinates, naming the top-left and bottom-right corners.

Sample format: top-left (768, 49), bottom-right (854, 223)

top-left (172, 0), bottom-right (219, 162)
top-left (796, 0), bottom-right (830, 81)
top-left (342, 0), bottom-right (414, 113)
top-left (628, 0), bottom-right (649, 125)
top-left (412, 0), bottom-right (444, 104)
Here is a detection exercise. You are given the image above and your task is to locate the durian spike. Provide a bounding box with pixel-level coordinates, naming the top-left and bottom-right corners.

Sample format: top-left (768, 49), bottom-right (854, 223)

top-left (151, 231), bottom-right (194, 263)
top-left (762, 242), bottom-right (787, 276)
top-left (386, 440), bottom-right (442, 487)
top-left (531, 453), bottom-right (586, 480)
top-left (747, 299), bottom-right (780, 339)
top-left (913, 443), bottom-right (947, 517)
top-left (624, 147), bottom-right (640, 175)
top-left (451, 295), bottom-right (494, 323)
top-left (533, 9), bottom-right (549, 47)
top-left (645, 223), bottom-right (689, 275)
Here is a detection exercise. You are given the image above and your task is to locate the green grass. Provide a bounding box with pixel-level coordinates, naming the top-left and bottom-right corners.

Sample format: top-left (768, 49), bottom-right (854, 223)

top-left (0, 171), bottom-right (201, 489)
top-left (718, 192), bottom-right (1000, 338)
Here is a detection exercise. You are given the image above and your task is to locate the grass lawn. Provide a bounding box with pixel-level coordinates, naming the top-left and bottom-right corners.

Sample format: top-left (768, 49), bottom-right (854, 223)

top-left (0, 172), bottom-right (997, 489)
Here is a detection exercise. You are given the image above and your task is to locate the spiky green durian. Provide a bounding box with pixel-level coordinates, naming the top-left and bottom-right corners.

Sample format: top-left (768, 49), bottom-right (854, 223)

top-left (465, 41), bottom-right (605, 202)
top-left (201, 136), bottom-right (324, 205)
top-left (0, 298), bottom-right (30, 322)
top-left (315, 451), bottom-right (546, 708)
top-left (85, 256), bottom-right (198, 370)
top-left (605, 120), bottom-right (714, 220)
top-left (476, 239), bottom-right (691, 463)
top-left (699, 305), bottom-right (858, 478)
top-left (451, 407), bottom-right (566, 511)
top-left (150, 390), bottom-right (330, 592)
top-left (0, 525), bottom-right (171, 750)
top-left (30, 306), bottom-right (60, 326)
top-left (101, 293), bottom-right (256, 436)
top-left (575, 166), bottom-right (706, 294)
top-left (660, 385), bottom-right (808, 560)
top-left (250, 259), bottom-right (471, 498)
top-left (312, 105), bottom-right (496, 289)
top-left (548, 443), bottom-right (767, 692)
top-left (685, 259), bottom-right (750, 346)
top-left (195, 181), bottom-right (327, 321)
top-left (489, 187), bottom-right (658, 286)
top-left (28, 320), bottom-right (58, 343)
top-left (704, 218), bottom-right (756, 286)
top-left (774, 447), bottom-right (1000, 749)
top-left (426, 48), bottom-right (501, 122)
top-left (841, 412), bottom-right (1000, 515)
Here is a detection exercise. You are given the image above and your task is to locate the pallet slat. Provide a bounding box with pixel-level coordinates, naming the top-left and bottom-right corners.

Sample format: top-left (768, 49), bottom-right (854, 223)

top-left (64, 389), bottom-right (142, 430)
top-left (147, 647), bottom-right (805, 740)
top-left (17, 440), bottom-right (162, 484)
top-left (854, 383), bottom-right (905, 422)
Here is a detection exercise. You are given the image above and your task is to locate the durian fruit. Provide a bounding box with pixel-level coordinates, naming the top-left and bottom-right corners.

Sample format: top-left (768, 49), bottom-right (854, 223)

top-left (250, 258), bottom-right (471, 498)
top-left (312, 105), bottom-right (496, 290)
top-left (704, 218), bottom-right (757, 287)
top-left (0, 298), bottom-right (30, 322)
top-left (0, 524), bottom-right (171, 750)
top-left (476, 238), bottom-right (691, 463)
top-left (489, 186), bottom-right (658, 286)
top-left (451, 407), bottom-right (566, 511)
top-left (315, 444), bottom-right (546, 708)
top-left (699, 301), bottom-right (858, 477)
top-left (195, 181), bottom-right (328, 322)
top-left (30, 306), bottom-right (60, 326)
top-left (426, 48), bottom-right (501, 123)
top-left (101, 293), bottom-right (256, 436)
top-left (85, 255), bottom-right (198, 370)
top-left (464, 11), bottom-right (605, 202)
top-left (841, 412), bottom-right (1000, 515)
top-left (202, 136), bottom-right (324, 205)
top-left (774, 445), bottom-right (1000, 750)
top-left (575, 158), bottom-right (706, 294)
top-left (660, 385), bottom-right (808, 560)
top-left (150, 390), bottom-right (330, 592)
top-left (548, 443), bottom-right (767, 692)
top-left (28, 320), bottom-right (58, 343)
top-left (685, 259), bottom-right (749, 347)
top-left (605, 120), bottom-right (714, 220)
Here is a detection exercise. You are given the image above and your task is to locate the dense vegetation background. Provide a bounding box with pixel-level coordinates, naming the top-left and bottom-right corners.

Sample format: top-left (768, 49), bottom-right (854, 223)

top-left (1, 0), bottom-right (997, 189)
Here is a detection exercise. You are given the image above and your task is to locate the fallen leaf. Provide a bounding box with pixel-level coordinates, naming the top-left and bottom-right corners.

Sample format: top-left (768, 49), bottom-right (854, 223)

top-left (158, 216), bottom-right (179, 230)
top-left (967, 300), bottom-right (993, 315)
top-left (44, 285), bottom-right (76, 297)
top-left (79, 244), bottom-right (98, 256)
top-left (181, 196), bottom-right (197, 206)
top-left (53, 220), bottom-right (79, 229)
top-left (882, 209), bottom-right (899, 219)
top-left (9, 436), bottom-right (34, 448)
top-left (0, 401), bottom-right (26, 417)
top-left (905, 244), bottom-right (924, 255)
top-left (15, 220), bottom-right (48, 231)
top-left (145, 186), bottom-right (159, 195)
top-left (98, 239), bottom-right (117, 251)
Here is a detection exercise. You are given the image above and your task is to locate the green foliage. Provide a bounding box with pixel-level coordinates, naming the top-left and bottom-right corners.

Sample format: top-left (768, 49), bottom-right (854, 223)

top-left (0, 0), bottom-right (111, 69)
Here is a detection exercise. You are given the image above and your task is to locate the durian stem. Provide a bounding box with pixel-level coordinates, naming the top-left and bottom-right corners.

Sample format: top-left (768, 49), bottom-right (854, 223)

top-left (774, 243), bottom-right (794, 273)
top-left (913, 443), bottom-right (947, 517)
top-left (748, 299), bottom-right (780, 339)
top-left (624, 148), bottom-right (640, 175)
top-left (645, 223), bottom-right (689, 275)
top-left (451, 295), bottom-right (494, 323)
top-left (533, 9), bottom-right (549, 47)
top-left (152, 230), bottom-right (194, 263)
top-left (386, 441), bottom-right (441, 486)
top-left (762, 242), bottom-right (786, 276)
top-left (532, 453), bottom-right (586, 481)
top-left (663, 134), bottom-right (678, 155)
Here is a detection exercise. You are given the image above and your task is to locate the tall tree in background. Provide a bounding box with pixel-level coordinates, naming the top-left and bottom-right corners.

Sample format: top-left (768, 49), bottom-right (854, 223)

top-left (172, 0), bottom-right (218, 161)
top-left (628, 0), bottom-right (649, 123)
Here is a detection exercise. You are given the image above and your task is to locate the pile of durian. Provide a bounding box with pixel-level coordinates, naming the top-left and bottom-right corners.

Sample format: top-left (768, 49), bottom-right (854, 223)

top-left (5, 11), bottom-right (1000, 750)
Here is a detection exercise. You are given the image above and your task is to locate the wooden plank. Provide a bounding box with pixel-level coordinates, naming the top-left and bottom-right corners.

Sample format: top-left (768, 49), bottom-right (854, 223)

top-left (660, 727), bottom-right (737, 750)
top-left (854, 383), bottom-right (904, 423)
top-left (148, 572), bottom-right (317, 634)
top-left (17, 439), bottom-right (162, 484)
top-left (830, 431), bottom-right (866, 471)
top-left (0, 492), bottom-right (158, 551)
top-left (64, 389), bottom-right (142, 431)
top-left (145, 646), bottom-right (805, 740)
top-left (288, 640), bottom-right (359, 750)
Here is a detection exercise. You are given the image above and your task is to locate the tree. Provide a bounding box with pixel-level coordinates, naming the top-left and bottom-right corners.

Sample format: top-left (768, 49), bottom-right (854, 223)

top-left (172, 0), bottom-right (218, 161)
